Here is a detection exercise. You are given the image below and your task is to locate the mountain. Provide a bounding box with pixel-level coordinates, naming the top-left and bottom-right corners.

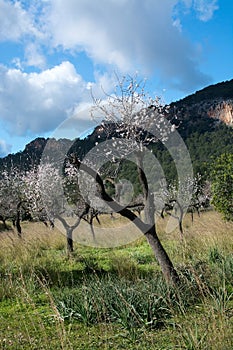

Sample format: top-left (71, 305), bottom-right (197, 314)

top-left (0, 137), bottom-right (72, 172)
top-left (173, 79), bottom-right (233, 105)
top-left (168, 79), bottom-right (233, 137)
top-left (0, 79), bottom-right (232, 180)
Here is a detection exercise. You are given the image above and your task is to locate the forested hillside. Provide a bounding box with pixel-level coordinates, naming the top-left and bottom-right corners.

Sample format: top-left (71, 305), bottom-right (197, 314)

top-left (0, 79), bottom-right (232, 184)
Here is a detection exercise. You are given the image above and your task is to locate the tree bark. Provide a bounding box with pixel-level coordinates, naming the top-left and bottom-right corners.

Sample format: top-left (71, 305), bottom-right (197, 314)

top-left (57, 215), bottom-right (79, 254)
top-left (71, 155), bottom-right (179, 284)
top-left (136, 153), bottom-right (179, 283)
top-left (57, 204), bottom-right (89, 254)
top-left (0, 217), bottom-right (9, 230)
top-left (67, 227), bottom-right (74, 253)
top-left (16, 202), bottom-right (22, 238)
top-left (162, 199), bottom-right (184, 240)
top-left (145, 225), bottom-right (179, 283)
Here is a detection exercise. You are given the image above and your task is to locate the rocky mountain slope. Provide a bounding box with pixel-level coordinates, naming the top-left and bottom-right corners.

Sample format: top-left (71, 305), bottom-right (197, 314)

top-left (0, 79), bottom-right (232, 178)
top-left (168, 79), bottom-right (233, 134)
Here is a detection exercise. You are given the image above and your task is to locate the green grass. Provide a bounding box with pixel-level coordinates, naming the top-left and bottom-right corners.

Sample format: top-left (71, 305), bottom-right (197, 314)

top-left (0, 212), bottom-right (232, 349)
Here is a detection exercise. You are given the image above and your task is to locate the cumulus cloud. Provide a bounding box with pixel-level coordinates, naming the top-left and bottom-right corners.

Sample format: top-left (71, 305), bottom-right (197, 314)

top-left (0, 139), bottom-right (12, 157)
top-left (0, 0), bottom-right (214, 91)
top-left (0, 62), bottom-right (98, 136)
top-left (0, 0), bottom-right (220, 146)
top-left (42, 0), bottom-right (211, 91)
top-left (0, 0), bottom-right (38, 42)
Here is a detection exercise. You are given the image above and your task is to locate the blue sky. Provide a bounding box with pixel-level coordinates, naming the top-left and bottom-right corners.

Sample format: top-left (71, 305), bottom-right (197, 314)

top-left (0, 0), bottom-right (232, 157)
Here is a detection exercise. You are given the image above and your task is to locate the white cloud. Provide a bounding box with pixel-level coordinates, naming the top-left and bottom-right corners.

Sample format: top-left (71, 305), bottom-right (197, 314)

top-left (41, 0), bottom-right (210, 91)
top-left (0, 0), bottom-right (225, 154)
top-left (193, 0), bottom-right (218, 21)
top-left (0, 0), bottom-right (38, 42)
top-left (0, 0), bottom-right (214, 91)
top-left (0, 139), bottom-right (12, 157)
top-left (25, 43), bottom-right (46, 68)
top-left (0, 62), bottom-right (97, 136)
top-left (173, 18), bottom-right (182, 32)
top-left (177, 0), bottom-right (218, 21)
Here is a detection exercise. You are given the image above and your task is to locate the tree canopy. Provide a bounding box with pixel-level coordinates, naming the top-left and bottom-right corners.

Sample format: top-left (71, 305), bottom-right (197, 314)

top-left (211, 153), bottom-right (233, 221)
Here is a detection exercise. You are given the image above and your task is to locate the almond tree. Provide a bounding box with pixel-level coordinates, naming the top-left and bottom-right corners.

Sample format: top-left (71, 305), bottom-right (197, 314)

top-left (37, 163), bottom-right (87, 252)
top-left (0, 170), bottom-right (14, 230)
top-left (26, 162), bottom-right (91, 253)
top-left (23, 166), bottom-right (54, 227)
top-left (0, 168), bottom-right (28, 236)
top-left (157, 174), bottom-right (208, 239)
top-left (72, 75), bottom-right (193, 283)
top-left (0, 170), bottom-right (12, 229)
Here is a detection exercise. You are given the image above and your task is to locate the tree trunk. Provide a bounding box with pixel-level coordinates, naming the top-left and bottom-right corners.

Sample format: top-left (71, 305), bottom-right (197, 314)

top-left (57, 215), bottom-right (82, 255)
top-left (143, 194), bottom-right (179, 283)
top-left (67, 228), bottom-right (74, 253)
top-left (16, 202), bottom-right (22, 238)
top-left (1, 218), bottom-right (9, 230)
top-left (71, 155), bottom-right (179, 284)
top-left (145, 225), bottom-right (179, 283)
top-left (16, 217), bottom-right (22, 238)
top-left (136, 153), bottom-right (179, 283)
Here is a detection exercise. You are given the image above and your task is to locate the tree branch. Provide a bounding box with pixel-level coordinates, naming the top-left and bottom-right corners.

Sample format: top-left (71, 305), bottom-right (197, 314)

top-left (70, 155), bottom-right (150, 233)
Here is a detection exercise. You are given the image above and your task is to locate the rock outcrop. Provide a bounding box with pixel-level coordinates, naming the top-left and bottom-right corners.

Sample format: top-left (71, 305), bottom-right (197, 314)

top-left (207, 100), bottom-right (233, 125)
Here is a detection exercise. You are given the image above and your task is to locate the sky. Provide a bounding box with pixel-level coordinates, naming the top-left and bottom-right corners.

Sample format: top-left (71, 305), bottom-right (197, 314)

top-left (0, 0), bottom-right (232, 157)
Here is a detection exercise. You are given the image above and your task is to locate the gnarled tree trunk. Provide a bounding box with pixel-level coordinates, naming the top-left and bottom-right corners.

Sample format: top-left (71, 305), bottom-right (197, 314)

top-left (71, 156), bottom-right (179, 284)
top-left (136, 153), bottom-right (179, 283)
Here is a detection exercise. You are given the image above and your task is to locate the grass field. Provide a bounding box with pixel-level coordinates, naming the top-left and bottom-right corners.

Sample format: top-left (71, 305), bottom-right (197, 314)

top-left (0, 211), bottom-right (232, 349)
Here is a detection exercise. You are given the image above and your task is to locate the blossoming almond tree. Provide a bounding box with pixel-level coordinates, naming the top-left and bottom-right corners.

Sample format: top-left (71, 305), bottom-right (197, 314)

top-left (0, 168), bottom-right (28, 236)
top-left (156, 174), bottom-right (210, 242)
top-left (71, 75), bottom-right (192, 283)
top-left (37, 163), bottom-right (90, 253)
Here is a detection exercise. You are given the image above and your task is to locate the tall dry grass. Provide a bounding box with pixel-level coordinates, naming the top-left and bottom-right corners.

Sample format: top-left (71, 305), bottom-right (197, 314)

top-left (0, 210), bottom-right (232, 349)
